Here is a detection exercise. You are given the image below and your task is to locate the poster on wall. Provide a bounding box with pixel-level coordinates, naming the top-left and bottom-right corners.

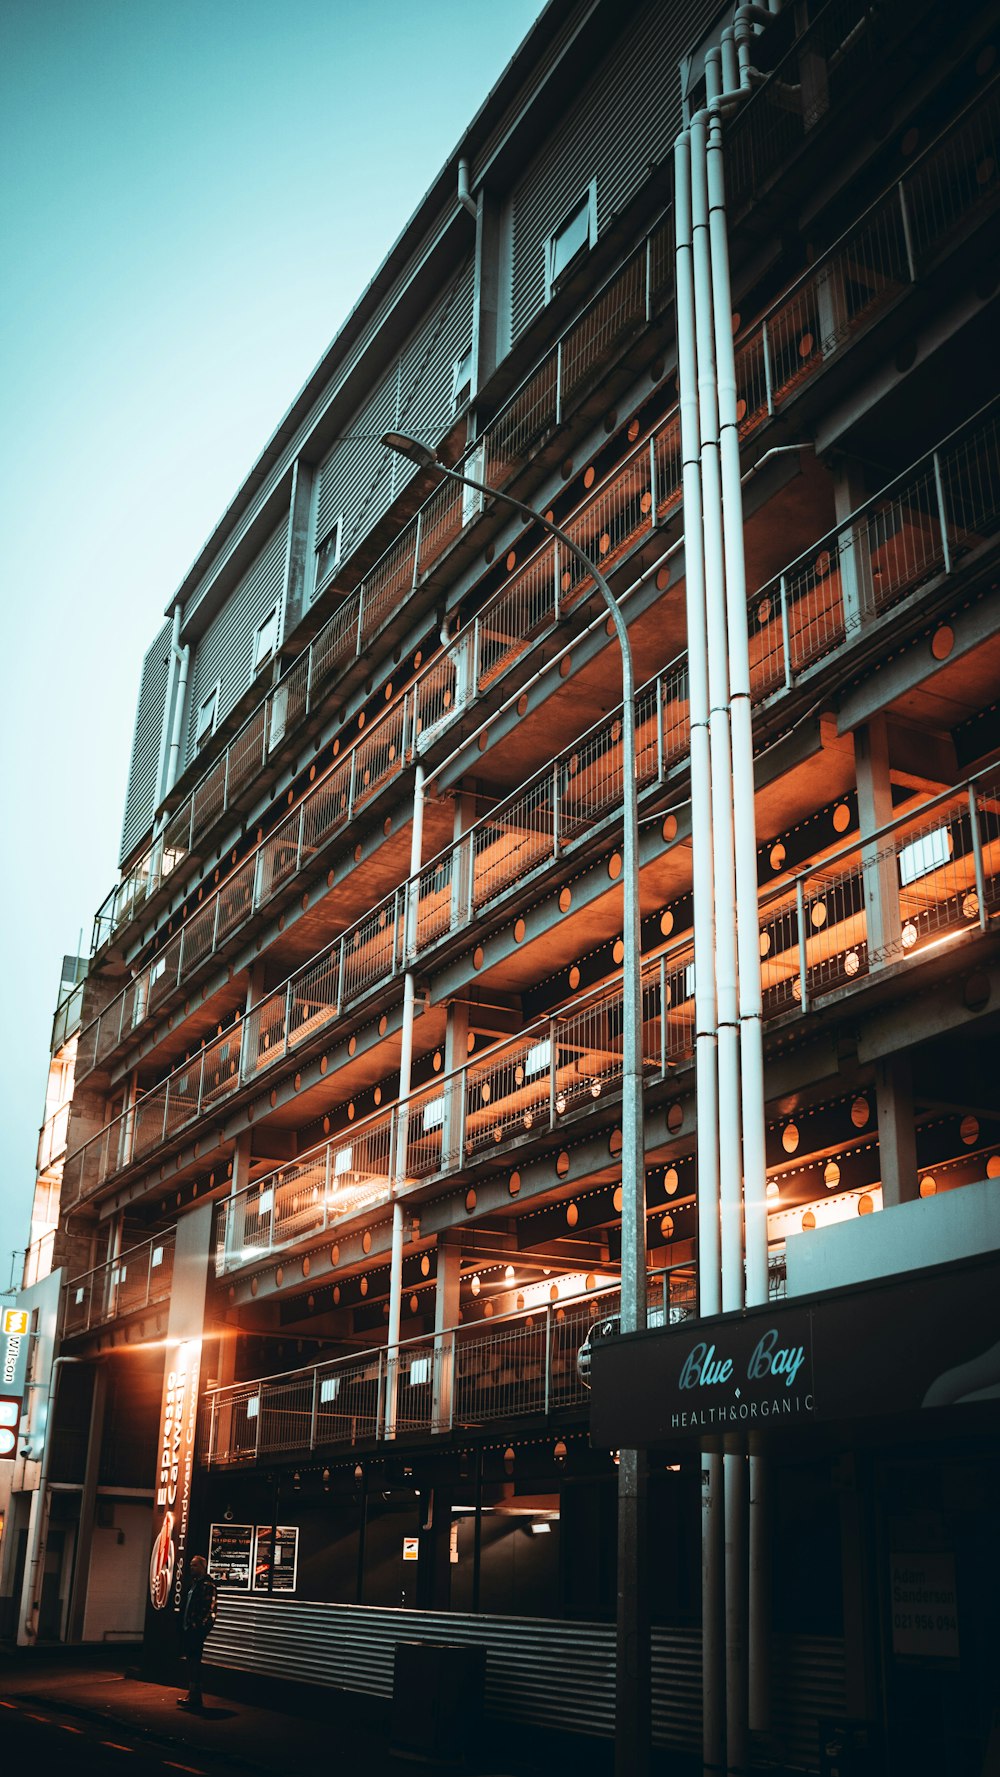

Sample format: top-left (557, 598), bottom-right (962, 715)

top-left (252, 1524), bottom-right (299, 1592)
top-left (208, 1522), bottom-right (254, 1589)
top-left (148, 1339), bottom-right (202, 1613)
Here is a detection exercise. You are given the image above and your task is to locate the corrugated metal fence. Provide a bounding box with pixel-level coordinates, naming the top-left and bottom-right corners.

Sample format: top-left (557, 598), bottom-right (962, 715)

top-left (211, 1595), bottom-right (843, 1767)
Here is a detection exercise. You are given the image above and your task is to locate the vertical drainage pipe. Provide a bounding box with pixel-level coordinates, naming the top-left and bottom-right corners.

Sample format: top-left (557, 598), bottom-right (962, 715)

top-left (385, 762), bottom-right (425, 1438)
top-left (165, 639), bottom-right (191, 797)
top-left (676, 120), bottom-right (724, 1777)
top-left (709, 23), bottom-right (770, 1315)
top-left (693, 58), bottom-right (742, 1319)
top-left (156, 604), bottom-right (182, 808)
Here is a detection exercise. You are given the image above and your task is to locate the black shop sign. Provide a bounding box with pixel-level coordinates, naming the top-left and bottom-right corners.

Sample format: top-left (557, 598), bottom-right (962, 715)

top-left (590, 1252), bottom-right (1000, 1448)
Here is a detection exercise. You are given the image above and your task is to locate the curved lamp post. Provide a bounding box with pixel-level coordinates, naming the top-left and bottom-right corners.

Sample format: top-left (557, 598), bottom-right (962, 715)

top-left (383, 430), bottom-right (650, 1775)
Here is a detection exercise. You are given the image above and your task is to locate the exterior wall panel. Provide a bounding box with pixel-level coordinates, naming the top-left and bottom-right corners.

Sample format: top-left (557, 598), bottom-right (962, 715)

top-left (508, 0), bottom-right (718, 346)
top-left (312, 260), bottom-right (475, 583)
top-left (184, 524), bottom-right (287, 767)
top-left (119, 619), bottom-right (172, 866)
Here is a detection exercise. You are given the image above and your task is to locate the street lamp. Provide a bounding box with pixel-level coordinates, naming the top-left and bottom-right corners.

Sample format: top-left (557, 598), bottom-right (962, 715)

top-left (383, 430), bottom-right (651, 1775)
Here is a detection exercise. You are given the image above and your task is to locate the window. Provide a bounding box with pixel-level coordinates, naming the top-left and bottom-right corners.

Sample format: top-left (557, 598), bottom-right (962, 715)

top-left (320, 1376), bottom-right (340, 1403)
top-left (334, 1145), bottom-right (354, 1176)
top-left (546, 183), bottom-right (597, 298)
top-left (898, 826), bottom-right (952, 886)
top-left (313, 516), bottom-right (342, 599)
top-left (253, 603), bottom-right (280, 672)
top-left (452, 346), bottom-right (474, 412)
top-left (195, 683), bottom-right (219, 747)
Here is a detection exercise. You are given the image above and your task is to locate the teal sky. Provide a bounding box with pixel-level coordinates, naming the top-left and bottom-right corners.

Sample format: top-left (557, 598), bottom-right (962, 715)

top-left (0, 0), bottom-right (543, 1273)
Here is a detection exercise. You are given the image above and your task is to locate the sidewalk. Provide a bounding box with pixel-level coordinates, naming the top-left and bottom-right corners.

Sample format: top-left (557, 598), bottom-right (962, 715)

top-left (0, 1646), bottom-right (619, 1777)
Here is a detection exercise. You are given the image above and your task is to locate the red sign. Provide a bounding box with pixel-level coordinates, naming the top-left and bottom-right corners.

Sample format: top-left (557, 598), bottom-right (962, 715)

top-left (0, 1395), bottom-right (21, 1460)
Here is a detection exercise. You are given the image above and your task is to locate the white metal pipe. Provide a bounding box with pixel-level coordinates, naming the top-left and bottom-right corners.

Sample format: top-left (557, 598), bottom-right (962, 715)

top-left (155, 603), bottom-right (182, 807)
top-left (691, 92), bottom-right (743, 1317)
top-left (165, 639), bottom-right (191, 796)
top-left (706, 54), bottom-right (769, 1311)
top-left (457, 157), bottom-right (478, 219)
top-left (674, 130), bottom-right (721, 1319)
top-left (721, 27), bottom-right (740, 95)
top-left (386, 762), bottom-right (426, 1438)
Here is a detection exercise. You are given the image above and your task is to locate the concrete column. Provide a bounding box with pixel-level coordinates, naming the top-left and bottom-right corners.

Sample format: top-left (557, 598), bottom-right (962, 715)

top-left (143, 1202), bottom-right (215, 1668)
top-left (432, 1231), bottom-right (462, 1433)
top-left (65, 1363), bottom-right (108, 1643)
top-left (855, 715), bottom-right (901, 967)
top-left (837, 1452), bottom-right (879, 1718)
top-left (875, 1052), bottom-right (918, 1206)
top-left (615, 1446), bottom-right (650, 1777)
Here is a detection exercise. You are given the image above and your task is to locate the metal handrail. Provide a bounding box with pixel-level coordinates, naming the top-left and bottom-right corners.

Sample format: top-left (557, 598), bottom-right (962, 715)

top-left (201, 1257), bottom-right (789, 1464)
top-left (208, 760), bottom-right (999, 1277)
top-left (62, 1229), bottom-right (176, 1338)
top-left (75, 390), bottom-right (1000, 1118)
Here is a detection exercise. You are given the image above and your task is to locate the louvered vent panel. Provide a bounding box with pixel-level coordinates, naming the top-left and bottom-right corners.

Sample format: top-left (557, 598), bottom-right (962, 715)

top-left (119, 619), bottom-right (172, 866)
top-left (331, 377), bottom-right (398, 566)
top-left (314, 367), bottom-right (396, 554)
top-left (509, 0), bottom-right (720, 345)
top-left (184, 524), bottom-right (287, 768)
top-left (400, 260), bottom-right (475, 448)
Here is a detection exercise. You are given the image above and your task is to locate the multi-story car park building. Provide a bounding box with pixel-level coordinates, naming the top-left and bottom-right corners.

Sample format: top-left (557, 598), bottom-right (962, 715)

top-left (3, 0), bottom-right (998, 1768)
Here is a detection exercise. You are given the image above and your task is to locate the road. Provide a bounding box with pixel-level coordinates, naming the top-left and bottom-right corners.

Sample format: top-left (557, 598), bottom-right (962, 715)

top-left (0, 1694), bottom-right (243, 1775)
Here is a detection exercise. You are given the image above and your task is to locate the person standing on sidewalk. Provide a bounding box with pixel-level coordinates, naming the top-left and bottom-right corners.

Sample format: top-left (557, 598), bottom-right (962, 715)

top-left (177, 1555), bottom-right (218, 1713)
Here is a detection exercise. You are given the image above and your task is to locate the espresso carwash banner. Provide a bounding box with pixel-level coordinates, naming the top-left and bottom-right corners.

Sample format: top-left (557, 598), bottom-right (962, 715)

top-left (148, 1338), bottom-right (202, 1612)
top-left (142, 1203), bottom-right (215, 1674)
top-left (590, 1252), bottom-right (1000, 1448)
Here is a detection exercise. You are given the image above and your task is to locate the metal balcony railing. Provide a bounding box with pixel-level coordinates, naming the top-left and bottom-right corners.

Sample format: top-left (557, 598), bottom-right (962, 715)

top-left (74, 384), bottom-right (1000, 1135)
top-left (64, 639), bottom-right (1000, 1215)
top-left (725, 0), bottom-right (889, 218)
top-left (50, 981), bottom-right (84, 1054)
top-left (205, 763), bottom-right (1000, 1280)
top-left (90, 0), bottom-right (932, 959)
top-left (22, 1230), bottom-right (56, 1291)
top-left (204, 1255), bottom-right (790, 1464)
top-left (36, 1101), bottom-right (71, 1174)
top-left (62, 1229), bottom-right (176, 1339)
top-left (732, 82), bottom-right (998, 447)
